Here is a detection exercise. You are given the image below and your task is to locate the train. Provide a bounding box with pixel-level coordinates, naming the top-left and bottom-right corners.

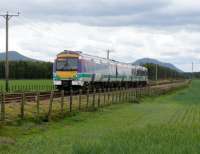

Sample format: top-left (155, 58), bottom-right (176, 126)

top-left (53, 50), bottom-right (148, 89)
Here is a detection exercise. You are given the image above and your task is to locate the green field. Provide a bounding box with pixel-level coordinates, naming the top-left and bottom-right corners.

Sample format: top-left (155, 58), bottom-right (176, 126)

top-left (0, 80), bottom-right (199, 154)
top-left (0, 80), bottom-right (55, 92)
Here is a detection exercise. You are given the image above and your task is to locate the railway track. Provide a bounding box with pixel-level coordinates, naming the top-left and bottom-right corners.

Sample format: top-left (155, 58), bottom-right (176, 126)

top-left (0, 80), bottom-right (188, 104)
top-left (2, 89), bottom-right (113, 104)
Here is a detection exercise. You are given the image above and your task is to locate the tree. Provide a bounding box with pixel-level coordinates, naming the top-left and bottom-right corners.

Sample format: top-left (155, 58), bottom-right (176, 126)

top-left (0, 61), bottom-right (53, 79)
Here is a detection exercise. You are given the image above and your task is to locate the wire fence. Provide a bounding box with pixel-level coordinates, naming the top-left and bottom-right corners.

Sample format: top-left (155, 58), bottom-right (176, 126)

top-left (0, 80), bottom-right (190, 124)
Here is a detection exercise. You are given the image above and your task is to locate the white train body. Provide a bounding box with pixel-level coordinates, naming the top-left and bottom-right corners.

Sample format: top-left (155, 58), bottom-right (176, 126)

top-left (53, 50), bottom-right (148, 88)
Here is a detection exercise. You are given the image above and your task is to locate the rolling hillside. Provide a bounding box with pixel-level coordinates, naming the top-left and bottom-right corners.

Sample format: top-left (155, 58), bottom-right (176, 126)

top-left (0, 51), bottom-right (37, 61)
top-left (133, 58), bottom-right (183, 72)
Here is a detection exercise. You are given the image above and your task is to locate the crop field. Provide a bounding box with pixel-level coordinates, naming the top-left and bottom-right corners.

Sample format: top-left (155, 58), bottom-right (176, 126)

top-left (0, 80), bottom-right (55, 92)
top-left (0, 80), bottom-right (199, 154)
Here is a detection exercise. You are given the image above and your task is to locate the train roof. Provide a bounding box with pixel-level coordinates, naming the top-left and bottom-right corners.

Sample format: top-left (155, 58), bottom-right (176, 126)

top-left (58, 50), bottom-right (81, 55)
top-left (57, 50), bottom-right (148, 71)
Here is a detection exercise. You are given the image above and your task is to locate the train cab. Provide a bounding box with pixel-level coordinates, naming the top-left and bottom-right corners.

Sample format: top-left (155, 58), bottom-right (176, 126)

top-left (53, 50), bottom-right (81, 89)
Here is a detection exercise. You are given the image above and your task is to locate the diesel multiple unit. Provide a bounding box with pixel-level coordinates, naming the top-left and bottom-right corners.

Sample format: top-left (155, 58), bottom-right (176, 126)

top-left (53, 50), bottom-right (148, 89)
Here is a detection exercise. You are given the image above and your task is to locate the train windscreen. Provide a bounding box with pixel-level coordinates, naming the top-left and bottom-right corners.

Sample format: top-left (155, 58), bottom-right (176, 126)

top-left (56, 58), bottom-right (78, 71)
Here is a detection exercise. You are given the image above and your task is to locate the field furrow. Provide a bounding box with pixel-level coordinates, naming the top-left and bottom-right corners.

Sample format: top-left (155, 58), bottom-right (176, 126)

top-left (1, 80), bottom-right (200, 154)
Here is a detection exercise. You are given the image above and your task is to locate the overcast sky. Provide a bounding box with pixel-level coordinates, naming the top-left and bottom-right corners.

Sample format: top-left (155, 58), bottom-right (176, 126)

top-left (0, 0), bottom-right (200, 72)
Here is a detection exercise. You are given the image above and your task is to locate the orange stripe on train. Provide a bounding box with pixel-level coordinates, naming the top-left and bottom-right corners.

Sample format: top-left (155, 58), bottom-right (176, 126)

top-left (56, 71), bottom-right (77, 78)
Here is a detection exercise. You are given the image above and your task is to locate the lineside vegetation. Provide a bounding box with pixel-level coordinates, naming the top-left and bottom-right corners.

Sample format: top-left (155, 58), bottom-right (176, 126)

top-left (0, 80), bottom-right (198, 154)
top-left (0, 80), bottom-right (55, 92)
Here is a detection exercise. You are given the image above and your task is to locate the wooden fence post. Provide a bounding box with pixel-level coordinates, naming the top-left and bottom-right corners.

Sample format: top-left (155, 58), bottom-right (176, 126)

top-left (145, 87), bottom-right (148, 96)
top-left (86, 88), bottom-right (89, 110)
top-left (119, 87), bottom-right (121, 102)
top-left (122, 87), bottom-right (125, 101)
top-left (126, 87), bottom-right (129, 101)
top-left (121, 87), bottom-right (124, 102)
top-left (130, 88), bottom-right (133, 101)
top-left (107, 88), bottom-right (110, 105)
top-left (61, 90), bottom-right (64, 115)
top-left (116, 87), bottom-right (120, 103)
top-left (36, 92), bottom-right (40, 119)
top-left (121, 87), bottom-right (123, 102)
top-left (126, 88), bottom-right (130, 101)
top-left (127, 87), bottom-right (130, 101)
top-left (139, 88), bottom-right (141, 98)
top-left (111, 88), bottom-right (114, 104)
top-left (121, 87), bottom-right (123, 101)
top-left (151, 88), bottom-right (153, 96)
top-left (121, 87), bottom-right (123, 103)
top-left (148, 86), bottom-right (151, 96)
top-left (79, 89), bottom-right (82, 111)
top-left (125, 87), bottom-right (128, 101)
top-left (123, 87), bottom-right (125, 101)
top-left (126, 88), bottom-right (129, 101)
top-left (128, 88), bottom-right (131, 101)
top-left (138, 87), bottom-right (140, 98)
top-left (92, 88), bottom-right (96, 110)
top-left (116, 87), bottom-right (119, 102)
top-left (98, 89), bottom-right (101, 108)
top-left (117, 87), bottom-right (120, 103)
top-left (103, 88), bottom-right (106, 106)
top-left (20, 93), bottom-right (25, 119)
top-left (69, 88), bottom-right (73, 112)
top-left (113, 88), bottom-right (116, 103)
top-left (131, 88), bottom-right (134, 102)
top-left (47, 91), bottom-right (54, 121)
top-left (0, 93), bottom-right (5, 121)
top-left (136, 88), bottom-right (138, 99)
top-left (141, 87), bottom-right (143, 97)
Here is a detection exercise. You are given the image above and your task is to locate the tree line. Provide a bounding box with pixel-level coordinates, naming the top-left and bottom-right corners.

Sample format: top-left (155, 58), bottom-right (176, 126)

top-left (0, 61), bottom-right (52, 79)
top-left (143, 63), bottom-right (188, 80)
top-left (0, 61), bottom-right (195, 80)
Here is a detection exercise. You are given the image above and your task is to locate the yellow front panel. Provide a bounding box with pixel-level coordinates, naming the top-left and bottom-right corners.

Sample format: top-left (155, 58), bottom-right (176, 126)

top-left (56, 71), bottom-right (77, 79)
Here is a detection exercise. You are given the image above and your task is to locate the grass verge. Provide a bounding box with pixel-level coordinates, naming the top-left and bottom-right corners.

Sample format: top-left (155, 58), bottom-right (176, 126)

top-left (0, 80), bottom-right (199, 154)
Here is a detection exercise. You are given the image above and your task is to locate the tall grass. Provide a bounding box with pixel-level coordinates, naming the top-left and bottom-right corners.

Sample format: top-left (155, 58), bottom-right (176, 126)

top-left (0, 80), bottom-right (199, 154)
top-left (0, 79), bottom-right (54, 92)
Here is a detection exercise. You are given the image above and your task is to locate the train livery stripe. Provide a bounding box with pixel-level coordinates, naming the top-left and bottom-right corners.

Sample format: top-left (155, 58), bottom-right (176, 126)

top-left (55, 72), bottom-right (147, 82)
top-left (76, 74), bottom-right (147, 81)
top-left (77, 73), bottom-right (93, 78)
top-left (54, 71), bottom-right (147, 82)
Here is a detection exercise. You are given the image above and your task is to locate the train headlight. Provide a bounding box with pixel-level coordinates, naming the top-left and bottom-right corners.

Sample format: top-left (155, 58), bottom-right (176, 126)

top-left (53, 81), bottom-right (62, 85)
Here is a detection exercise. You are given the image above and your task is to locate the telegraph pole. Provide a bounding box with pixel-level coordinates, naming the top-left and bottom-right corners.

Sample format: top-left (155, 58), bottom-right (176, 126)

top-left (107, 49), bottom-right (110, 59)
top-left (192, 62), bottom-right (194, 80)
top-left (155, 64), bottom-right (158, 81)
top-left (106, 49), bottom-right (114, 59)
top-left (0, 11), bottom-right (19, 92)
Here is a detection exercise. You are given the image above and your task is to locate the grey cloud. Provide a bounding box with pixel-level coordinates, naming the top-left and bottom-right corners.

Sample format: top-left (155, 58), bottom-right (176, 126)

top-left (1, 0), bottom-right (166, 16)
top-left (1, 0), bottom-right (200, 72)
top-left (0, 0), bottom-right (173, 27)
top-left (1, 0), bottom-right (200, 27)
top-left (162, 51), bottom-right (180, 57)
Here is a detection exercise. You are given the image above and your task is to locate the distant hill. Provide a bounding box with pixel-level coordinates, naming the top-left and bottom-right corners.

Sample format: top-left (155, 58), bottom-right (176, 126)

top-left (0, 51), bottom-right (37, 61)
top-left (0, 52), bottom-right (183, 72)
top-left (133, 58), bottom-right (183, 72)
